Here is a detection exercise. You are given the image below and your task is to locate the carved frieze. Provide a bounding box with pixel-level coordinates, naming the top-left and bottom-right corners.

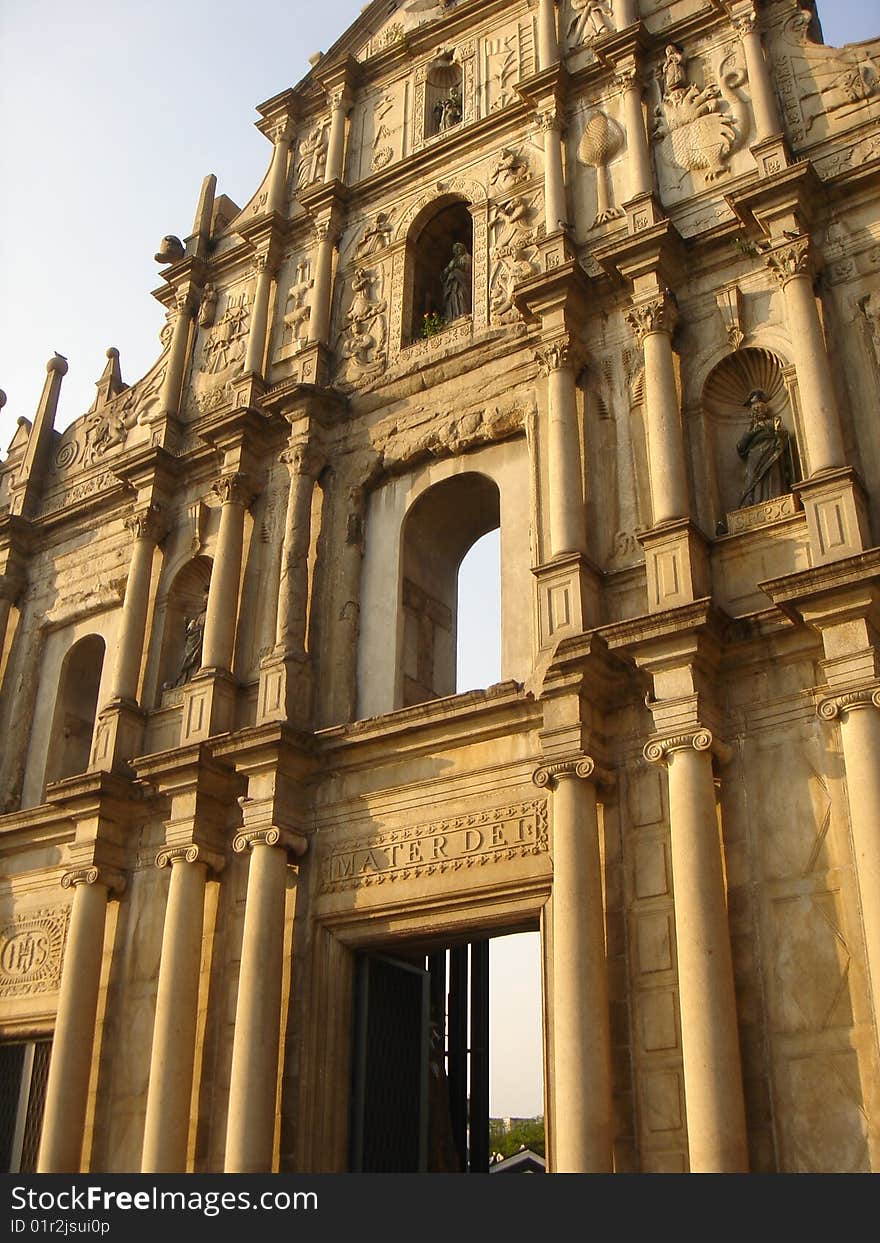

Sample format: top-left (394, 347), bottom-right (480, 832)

top-left (0, 907), bottom-right (70, 998)
top-left (652, 43), bottom-right (743, 184)
top-left (320, 800), bottom-right (548, 893)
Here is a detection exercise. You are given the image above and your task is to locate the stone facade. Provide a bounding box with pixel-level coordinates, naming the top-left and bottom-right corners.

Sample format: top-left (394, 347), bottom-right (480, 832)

top-left (1, 0), bottom-right (880, 1173)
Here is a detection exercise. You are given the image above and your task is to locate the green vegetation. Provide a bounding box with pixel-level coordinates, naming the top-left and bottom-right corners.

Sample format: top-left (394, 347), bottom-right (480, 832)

top-left (489, 1116), bottom-right (545, 1159)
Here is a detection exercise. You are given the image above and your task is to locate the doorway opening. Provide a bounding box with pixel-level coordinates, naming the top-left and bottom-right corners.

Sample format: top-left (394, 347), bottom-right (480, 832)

top-left (349, 929), bottom-right (543, 1172)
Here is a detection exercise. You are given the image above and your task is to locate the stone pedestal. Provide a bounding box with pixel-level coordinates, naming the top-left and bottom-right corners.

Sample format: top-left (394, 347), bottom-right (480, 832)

top-left (640, 520), bottom-right (710, 614)
top-left (534, 554), bottom-right (600, 650)
top-left (796, 468), bottom-right (871, 566)
top-left (180, 670), bottom-right (238, 744)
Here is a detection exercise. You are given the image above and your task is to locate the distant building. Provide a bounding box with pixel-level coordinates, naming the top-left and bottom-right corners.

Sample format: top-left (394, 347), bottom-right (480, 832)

top-left (1, 0), bottom-right (880, 1173)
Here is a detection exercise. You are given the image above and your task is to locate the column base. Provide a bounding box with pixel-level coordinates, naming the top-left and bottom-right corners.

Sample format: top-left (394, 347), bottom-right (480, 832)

top-left (533, 553), bottom-right (601, 652)
top-left (257, 651), bottom-right (313, 729)
top-left (90, 701), bottom-right (147, 774)
top-left (750, 133), bottom-right (790, 179)
top-left (796, 467), bottom-right (871, 566)
top-left (269, 341), bottom-right (330, 388)
top-left (639, 520), bottom-right (710, 613)
top-left (179, 670), bottom-right (238, 744)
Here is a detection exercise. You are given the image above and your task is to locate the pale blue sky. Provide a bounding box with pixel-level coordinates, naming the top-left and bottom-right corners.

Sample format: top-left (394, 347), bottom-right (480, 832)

top-left (0, 0), bottom-right (876, 1120)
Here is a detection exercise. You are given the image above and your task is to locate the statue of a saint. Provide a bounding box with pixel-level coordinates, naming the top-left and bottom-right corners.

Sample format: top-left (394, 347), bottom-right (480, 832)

top-left (433, 86), bottom-right (462, 132)
top-left (442, 242), bottom-right (473, 321)
top-left (736, 389), bottom-right (791, 508)
top-left (662, 44), bottom-right (688, 96)
top-left (169, 596), bottom-right (208, 688)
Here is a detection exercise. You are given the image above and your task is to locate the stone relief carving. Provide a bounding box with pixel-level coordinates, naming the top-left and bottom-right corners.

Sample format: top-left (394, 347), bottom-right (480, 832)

top-left (356, 211), bottom-right (394, 259)
top-left (282, 261), bottom-right (313, 353)
top-left (0, 907), bottom-right (70, 998)
top-left (373, 393), bottom-right (533, 477)
top-left (859, 291), bottom-right (880, 367)
top-left (490, 146), bottom-right (529, 193)
top-left (199, 289), bottom-right (250, 377)
top-left (771, 23), bottom-right (880, 149)
top-left (295, 122), bottom-right (329, 189)
top-left (334, 266), bottom-right (388, 390)
top-left (198, 282), bottom-right (218, 328)
top-left (320, 800), bottom-right (548, 893)
top-left (564, 0), bottom-right (613, 50)
top-left (489, 193), bottom-right (542, 324)
top-left (577, 111), bottom-right (625, 227)
top-left (371, 91), bottom-right (398, 171)
top-left (652, 43), bottom-right (743, 183)
top-left (485, 32), bottom-right (518, 112)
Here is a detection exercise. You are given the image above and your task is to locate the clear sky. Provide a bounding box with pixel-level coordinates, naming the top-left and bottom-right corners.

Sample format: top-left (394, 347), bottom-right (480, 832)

top-left (1, 0), bottom-right (877, 1120)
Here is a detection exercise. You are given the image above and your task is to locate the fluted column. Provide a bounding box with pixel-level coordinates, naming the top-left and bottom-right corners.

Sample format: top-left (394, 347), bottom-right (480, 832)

top-left (616, 61), bottom-right (653, 202)
top-left (644, 731), bottom-right (748, 1172)
top-left (160, 287), bottom-right (197, 419)
top-left (202, 473), bottom-right (252, 673)
top-left (308, 220), bottom-right (336, 345)
top-left (627, 292), bottom-right (689, 524)
top-left (537, 0), bottom-right (559, 69)
top-left (818, 691), bottom-right (880, 1042)
top-left (536, 342), bottom-right (586, 557)
top-left (108, 506), bottom-right (163, 704)
top-left (225, 828), bottom-right (301, 1173)
top-left (243, 253), bottom-right (276, 378)
top-left (38, 866), bottom-right (125, 1172)
top-left (539, 109), bottom-right (568, 233)
top-left (267, 120), bottom-right (293, 215)
top-left (141, 845), bottom-right (222, 1173)
top-left (766, 236), bottom-right (845, 476)
top-left (275, 446), bottom-right (321, 656)
top-left (325, 90), bottom-right (351, 183)
top-left (534, 757), bottom-right (613, 1173)
top-left (734, 5), bottom-right (782, 145)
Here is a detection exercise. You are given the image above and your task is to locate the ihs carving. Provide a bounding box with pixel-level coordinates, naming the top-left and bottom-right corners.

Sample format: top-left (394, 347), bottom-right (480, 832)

top-left (0, 908), bottom-right (70, 998)
top-left (652, 43), bottom-right (742, 183)
top-left (577, 111), bottom-right (625, 227)
top-left (564, 0), bottom-right (613, 50)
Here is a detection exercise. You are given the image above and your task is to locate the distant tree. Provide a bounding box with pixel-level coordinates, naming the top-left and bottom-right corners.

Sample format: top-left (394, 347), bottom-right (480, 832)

top-left (489, 1117), bottom-right (545, 1159)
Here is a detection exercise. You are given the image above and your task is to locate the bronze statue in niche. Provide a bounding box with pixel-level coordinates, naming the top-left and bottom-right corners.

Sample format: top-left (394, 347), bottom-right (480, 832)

top-left (736, 388), bottom-right (792, 508)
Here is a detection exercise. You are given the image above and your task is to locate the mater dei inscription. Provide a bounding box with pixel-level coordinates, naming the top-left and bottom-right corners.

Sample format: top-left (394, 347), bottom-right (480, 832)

top-left (321, 800), bottom-right (548, 893)
top-left (0, 908), bottom-right (70, 997)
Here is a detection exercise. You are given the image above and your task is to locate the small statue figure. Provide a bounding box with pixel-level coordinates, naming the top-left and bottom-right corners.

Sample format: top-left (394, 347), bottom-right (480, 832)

top-left (168, 595), bottom-right (208, 688)
top-left (736, 389), bottom-right (791, 508)
top-left (490, 147), bottom-right (528, 191)
top-left (442, 241), bottom-right (473, 321)
top-left (198, 282), bottom-right (218, 328)
top-left (154, 235), bottom-right (185, 265)
top-left (566, 0), bottom-right (612, 47)
top-left (434, 86), bottom-right (462, 132)
top-left (662, 43), bottom-right (688, 96)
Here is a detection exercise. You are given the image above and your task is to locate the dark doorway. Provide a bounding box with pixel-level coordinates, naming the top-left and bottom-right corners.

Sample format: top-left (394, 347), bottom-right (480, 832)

top-left (349, 940), bottom-right (490, 1173)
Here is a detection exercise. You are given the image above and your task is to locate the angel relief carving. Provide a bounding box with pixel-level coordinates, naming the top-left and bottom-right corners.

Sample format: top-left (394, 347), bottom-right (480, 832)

top-left (565, 0), bottom-right (612, 50)
top-left (334, 266), bottom-right (388, 390)
top-left (489, 193), bottom-right (542, 324)
top-left (282, 261), bottom-right (313, 352)
top-left (652, 43), bottom-right (742, 183)
top-left (295, 123), bottom-right (328, 189)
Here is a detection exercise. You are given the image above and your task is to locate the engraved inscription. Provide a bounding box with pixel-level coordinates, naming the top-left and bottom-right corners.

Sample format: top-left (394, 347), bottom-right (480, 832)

top-left (0, 908), bottom-right (70, 997)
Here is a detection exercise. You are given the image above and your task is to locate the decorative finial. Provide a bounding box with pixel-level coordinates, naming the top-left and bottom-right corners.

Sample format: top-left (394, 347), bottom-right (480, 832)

top-left (47, 353), bottom-right (68, 376)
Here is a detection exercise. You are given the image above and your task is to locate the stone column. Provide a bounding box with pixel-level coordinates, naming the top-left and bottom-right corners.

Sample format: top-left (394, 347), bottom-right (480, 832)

top-left (534, 758), bottom-right (613, 1173)
top-left (325, 90), bottom-right (351, 183)
top-left (225, 829), bottom-right (297, 1173)
top-left (37, 866), bottom-right (124, 1173)
top-left (108, 506), bottom-right (163, 704)
top-left (818, 691), bottom-right (880, 1042)
top-left (537, 342), bottom-right (586, 557)
top-left (537, 0), bottom-right (559, 70)
top-left (766, 236), bottom-right (845, 476)
top-left (243, 253), bottom-right (275, 379)
top-left (274, 446), bottom-right (321, 657)
top-left (267, 121), bottom-right (293, 215)
top-left (644, 731), bottom-right (748, 1172)
top-left (202, 473), bottom-right (252, 673)
top-left (160, 287), bottom-right (197, 419)
top-left (616, 62), bottom-right (653, 202)
top-left (539, 109), bottom-right (568, 234)
top-left (0, 571), bottom-right (23, 666)
top-left (734, 6), bottom-right (783, 144)
top-left (627, 291), bottom-right (689, 525)
top-left (307, 220), bottom-right (336, 346)
top-left (141, 846), bottom-right (221, 1173)
top-left (334, 483), bottom-right (366, 725)
top-left (612, 0), bottom-right (637, 28)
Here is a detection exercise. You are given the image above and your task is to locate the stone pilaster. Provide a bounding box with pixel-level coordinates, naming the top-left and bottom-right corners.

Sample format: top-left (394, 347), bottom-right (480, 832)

top-left (732, 3), bottom-right (789, 173)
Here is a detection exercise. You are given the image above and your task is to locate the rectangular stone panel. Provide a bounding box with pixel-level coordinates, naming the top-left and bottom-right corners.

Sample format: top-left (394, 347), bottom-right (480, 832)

top-left (637, 912), bottom-right (674, 975)
top-left (634, 838), bottom-right (669, 899)
top-left (639, 989), bottom-right (678, 1053)
top-left (643, 1070), bottom-right (683, 1132)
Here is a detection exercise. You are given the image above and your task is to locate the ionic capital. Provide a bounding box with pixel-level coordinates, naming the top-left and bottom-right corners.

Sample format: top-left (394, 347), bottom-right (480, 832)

top-left (124, 502), bottom-right (166, 544)
top-left (533, 754), bottom-right (613, 788)
top-left (232, 827), bottom-right (309, 858)
top-left (61, 865), bottom-right (126, 895)
top-left (764, 234), bottom-right (813, 288)
top-left (643, 728), bottom-right (729, 766)
top-left (816, 687), bottom-right (880, 721)
top-left (212, 472), bottom-right (256, 508)
top-left (626, 291), bottom-right (679, 343)
top-left (155, 843), bottom-right (226, 874)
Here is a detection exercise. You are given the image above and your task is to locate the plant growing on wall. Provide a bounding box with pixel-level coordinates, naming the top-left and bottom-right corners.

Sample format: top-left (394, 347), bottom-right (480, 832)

top-left (422, 311), bottom-right (448, 338)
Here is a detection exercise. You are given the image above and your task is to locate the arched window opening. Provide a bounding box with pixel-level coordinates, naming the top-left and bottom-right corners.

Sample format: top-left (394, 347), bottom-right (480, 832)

top-left (400, 473), bottom-right (499, 709)
top-left (405, 200), bottom-right (474, 346)
top-left (44, 635), bottom-right (105, 787)
top-left (155, 555), bottom-right (212, 703)
top-left (456, 529), bottom-right (501, 694)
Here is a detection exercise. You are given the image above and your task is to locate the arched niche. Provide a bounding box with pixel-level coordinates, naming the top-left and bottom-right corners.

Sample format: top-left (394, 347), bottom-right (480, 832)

top-left (399, 472), bottom-right (500, 708)
top-left (424, 50), bottom-right (463, 139)
top-left (154, 555), bottom-right (212, 703)
top-left (702, 347), bottom-right (800, 528)
top-left (44, 635), bottom-right (106, 788)
top-left (403, 197), bottom-right (474, 346)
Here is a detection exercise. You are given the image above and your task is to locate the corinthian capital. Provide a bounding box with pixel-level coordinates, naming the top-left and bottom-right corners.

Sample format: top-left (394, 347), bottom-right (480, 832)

top-left (124, 502), bottom-right (166, 544)
top-left (212, 472), bottom-right (256, 508)
top-left (279, 442), bottom-right (325, 479)
top-left (764, 234), bottom-right (812, 288)
top-left (537, 107), bottom-right (565, 135)
top-left (626, 291), bottom-right (679, 342)
top-left (535, 338), bottom-right (586, 375)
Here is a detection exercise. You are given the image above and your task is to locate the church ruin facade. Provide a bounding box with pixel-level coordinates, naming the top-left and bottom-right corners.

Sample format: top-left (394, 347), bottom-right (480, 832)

top-left (2, 0), bottom-right (880, 1173)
